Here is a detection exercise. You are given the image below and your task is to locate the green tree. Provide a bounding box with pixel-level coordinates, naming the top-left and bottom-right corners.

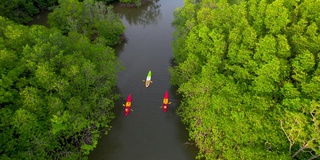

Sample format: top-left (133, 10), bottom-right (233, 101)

top-left (48, 0), bottom-right (125, 46)
top-left (119, 0), bottom-right (142, 7)
top-left (0, 16), bottom-right (122, 159)
top-left (0, 0), bottom-right (57, 24)
top-left (171, 0), bottom-right (320, 159)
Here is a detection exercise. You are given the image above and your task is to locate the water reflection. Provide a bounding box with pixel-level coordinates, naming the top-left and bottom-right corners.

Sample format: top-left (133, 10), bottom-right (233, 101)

top-left (28, 10), bottom-right (50, 27)
top-left (114, 0), bottom-right (161, 27)
top-left (114, 41), bottom-right (126, 56)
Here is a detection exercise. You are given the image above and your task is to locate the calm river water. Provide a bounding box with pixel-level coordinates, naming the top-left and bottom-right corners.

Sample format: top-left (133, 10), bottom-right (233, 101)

top-left (88, 0), bottom-right (198, 160)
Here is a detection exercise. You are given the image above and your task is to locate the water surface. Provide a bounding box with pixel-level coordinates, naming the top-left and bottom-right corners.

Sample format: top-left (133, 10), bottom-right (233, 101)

top-left (89, 0), bottom-right (198, 160)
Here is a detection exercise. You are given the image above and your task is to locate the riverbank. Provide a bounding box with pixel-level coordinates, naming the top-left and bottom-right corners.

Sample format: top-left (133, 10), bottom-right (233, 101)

top-left (118, 0), bottom-right (152, 7)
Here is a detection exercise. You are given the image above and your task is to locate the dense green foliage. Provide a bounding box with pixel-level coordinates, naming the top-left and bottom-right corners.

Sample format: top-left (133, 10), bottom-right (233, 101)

top-left (0, 0), bottom-right (145, 25)
top-left (118, 0), bottom-right (160, 26)
top-left (119, 0), bottom-right (143, 6)
top-left (0, 16), bottom-right (122, 159)
top-left (48, 0), bottom-right (126, 46)
top-left (171, 0), bottom-right (320, 159)
top-left (0, 0), bottom-right (57, 24)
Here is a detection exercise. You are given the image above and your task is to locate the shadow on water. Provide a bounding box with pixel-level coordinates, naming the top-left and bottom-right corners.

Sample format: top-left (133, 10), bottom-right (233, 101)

top-left (28, 10), bottom-right (51, 27)
top-left (114, 40), bottom-right (126, 57)
top-left (114, 0), bottom-right (161, 27)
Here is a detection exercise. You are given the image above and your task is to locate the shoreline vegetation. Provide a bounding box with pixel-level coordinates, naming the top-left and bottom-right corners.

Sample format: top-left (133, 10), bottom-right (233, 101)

top-left (9, 0), bottom-right (320, 159)
top-left (1, 0), bottom-right (159, 159)
top-left (171, 0), bottom-right (320, 159)
top-left (0, 0), bottom-right (128, 159)
top-left (118, 0), bottom-right (152, 7)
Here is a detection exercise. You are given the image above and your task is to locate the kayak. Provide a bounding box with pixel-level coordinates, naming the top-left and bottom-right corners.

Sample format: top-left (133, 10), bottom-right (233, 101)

top-left (162, 91), bottom-right (169, 112)
top-left (145, 70), bottom-right (152, 87)
top-left (124, 94), bottom-right (132, 116)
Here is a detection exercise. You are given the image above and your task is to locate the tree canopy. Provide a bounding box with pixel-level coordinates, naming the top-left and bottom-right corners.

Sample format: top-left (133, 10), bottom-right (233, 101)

top-left (0, 16), bottom-right (122, 159)
top-left (48, 0), bottom-right (126, 46)
top-left (171, 0), bottom-right (320, 159)
top-left (0, 0), bottom-right (57, 24)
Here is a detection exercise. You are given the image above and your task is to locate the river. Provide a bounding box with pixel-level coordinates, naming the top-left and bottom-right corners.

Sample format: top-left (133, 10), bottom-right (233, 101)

top-left (88, 0), bottom-right (198, 160)
top-left (29, 0), bottom-right (198, 159)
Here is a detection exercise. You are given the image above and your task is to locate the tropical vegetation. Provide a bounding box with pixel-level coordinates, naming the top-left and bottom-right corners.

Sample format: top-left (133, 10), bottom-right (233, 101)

top-left (0, 16), bottom-right (122, 159)
top-left (0, 0), bottom-right (143, 25)
top-left (48, 0), bottom-right (126, 46)
top-left (0, 0), bottom-right (57, 24)
top-left (171, 0), bottom-right (320, 159)
top-left (0, 0), bottom-right (125, 159)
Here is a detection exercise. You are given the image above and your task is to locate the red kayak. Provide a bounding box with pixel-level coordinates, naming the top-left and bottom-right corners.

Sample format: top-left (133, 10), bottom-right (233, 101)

top-left (162, 91), bottom-right (169, 112)
top-left (124, 94), bottom-right (132, 116)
